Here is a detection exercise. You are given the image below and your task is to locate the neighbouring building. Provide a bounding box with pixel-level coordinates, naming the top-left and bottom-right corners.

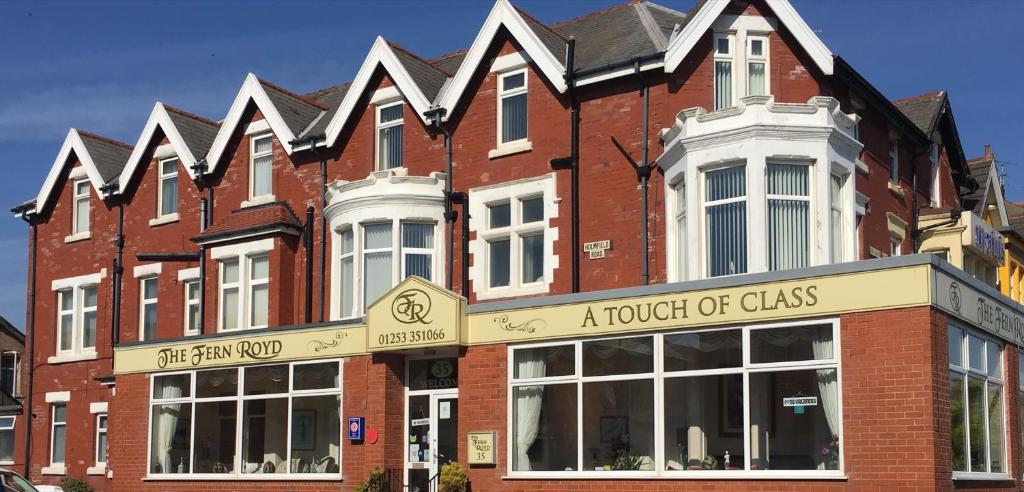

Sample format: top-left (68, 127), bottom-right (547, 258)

top-left (8, 1), bottom-right (1024, 491)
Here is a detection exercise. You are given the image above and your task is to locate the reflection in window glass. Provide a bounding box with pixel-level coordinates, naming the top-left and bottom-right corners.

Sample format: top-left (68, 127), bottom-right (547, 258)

top-left (951, 373), bottom-right (966, 472)
top-left (293, 362), bottom-right (340, 391)
top-left (583, 337), bottom-right (653, 377)
top-left (749, 324), bottom-right (832, 363)
top-left (749, 369), bottom-right (839, 470)
top-left (242, 398), bottom-right (288, 474)
top-left (582, 380), bottom-right (654, 471)
top-left (513, 345), bottom-right (574, 379)
top-left (244, 365), bottom-right (289, 396)
top-left (512, 384), bottom-right (576, 471)
top-left (291, 395), bottom-right (340, 473)
top-left (968, 378), bottom-right (985, 472)
top-left (192, 401), bottom-right (236, 473)
top-left (196, 369), bottom-right (238, 398)
top-left (664, 330), bottom-right (741, 372)
top-left (664, 374), bottom-right (742, 470)
top-left (949, 326), bottom-right (964, 368)
top-left (150, 403), bottom-right (192, 474)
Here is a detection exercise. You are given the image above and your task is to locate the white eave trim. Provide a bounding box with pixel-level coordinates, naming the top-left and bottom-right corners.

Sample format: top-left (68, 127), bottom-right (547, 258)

top-left (435, 0), bottom-right (566, 121)
top-left (205, 73), bottom-right (305, 174)
top-left (663, 0), bottom-right (833, 76)
top-left (323, 37), bottom-right (436, 147)
top-left (117, 102), bottom-right (199, 192)
top-left (35, 129), bottom-right (115, 212)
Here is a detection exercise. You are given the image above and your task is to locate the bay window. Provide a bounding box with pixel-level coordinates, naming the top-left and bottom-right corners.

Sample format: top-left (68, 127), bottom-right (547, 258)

top-left (509, 320), bottom-right (841, 476)
top-left (72, 179), bottom-right (90, 235)
top-left (498, 70), bottom-right (528, 146)
top-left (363, 223), bottom-right (393, 310)
top-left (376, 103), bottom-right (403, 169)
top-left (140, 276), bottom-right (158, 341)
top-left (56, 284), bottom-right (97, 356)
top-left (250, 135), bottom-right (273, 200)
top-left (148, 361), bottom-right (342, 478)
top-left (830, 174), bottom-right (846, 262)
top-left (158, 157), bottom-right (178, 217)
top-left (949, 325), bottom-right (1006, 476)
top-left (218, 254), bottom-right (269, 331)
top-left (766, 163), bottom-right (809, 271)
top-left (704, 165), bottom-right (747, 277)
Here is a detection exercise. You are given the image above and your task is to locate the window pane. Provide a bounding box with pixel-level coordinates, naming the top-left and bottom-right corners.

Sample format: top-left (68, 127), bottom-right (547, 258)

top-left (364, 223), bottom-right (392, 249)
top-left (364, 251), bottom-right (393, 309)
top-left (502, 72), bottom-right (525, 91)
top-left (705, 166), bottom-right (746, 277)
top-left (291, 395), bottom-right (341, 473)
top-left (150, 403), bottom-right (192, 474)
top-left (340, 229), bottom-right (353, 255)
top-left (83, 285), bottom-right (97, 308)
top-left (192, 401), bottom-right (236, 474)
top-left (968, 335), bottom-right (984, 372)
top-left (244, 365), bottom-right (289, 396)
top-left (583, 337), bottom-right (653, 376)
top-left (222, 260), bottom-right (239, 284)
top-left (251, 284), bottom-right (268, 327)
top-left (53, 405), bottom-right (66, 423)
top-left (750, 324), bottom-right (833, 364)
top-left (664, 374), bottom-right (742, 470)
top-left (340, 256), bottom-right (353, 317)
top-left (988, 382), bottom-right (1005, 473)
top-left (489, 239), bottom-right (510, 288)
top-left (196, 369), bottom-right (238, 398)
top-left (60, 290), bottom-right (73, 311)
top-left (521, 232), bottom-right (544, 284)
top-left (161, 175), bottom-right (178, 215)
top-left (161, 159), bottom-right (177, 176)
top-left (75, 180), bottom-right (90, 195)
top-left (951, 373), bottom-right (966, 471)
top-left (51, 423), bottom-right (66, 464)
top-left (251, 255), bottom-right (269, 280)
top-left (748, 62), bottom-right (765, 96)
top-left (75, 196), bottom-right (90, 233)
top-left (59, 314), bottom-right (73, 352)
top-left (582, 380), bottom-right (654, 471)
top-left (750, 369), bottom-right (839, 470)
top-left (489, 203), bottom-right (511, 229)
top-left (294, 362), bottom-right (340, 390)
top-left (402, 223), bottom-right (434, 249)
top-left (143, 304), bottom-right (158, 341)
top-left (143, 278), bottom-right (158, 299)
top-left (501, 93), bottom-right (527, 143)
top-left (379, 104), bottom-right (403, 123)
top-left (513, 345), bottom-right (574, 379)
top-left (750, 39), bottom-right (763, 56)
top-left (664, 330), bottom-right (741, 372)
top-left (512, 383), bottom-right (576, 471)
top-left (767, 164), bottom-right (808, 196)
top-left (767, 198), bottom-right (809, 271)
top-left (716, 37), bottom-right (729, 55)
top-left (521, 197), bottom-right (544, 223)
top-left (404, 254), bottom-right (432, 280)
top-left (987, 342), bottom-right (1002, 378)
top-left (253, 136), bottom-right (272, 154)
top-left (252, 155), bottom-right (272, 196)
top-left (221, 287), bottom-right (239, 330)
top-left (830, 174), bottom-right (844, 262)
top-left (968, 377), bottom-right (986, 471)
top-left (83, 309), bottom-right (96, 348)
top-left (714, 61), bottom-right (732, 110)
top-left (0, 429), bottom-right (12, 463)
top-left (242, 398), bottom-right (288, 474)
top-left (378, 124), bottom-right (403, 169)
top-left (187, 281), bottom-right (199, 301)
top-left (153, 373), bottom-right (191, 399)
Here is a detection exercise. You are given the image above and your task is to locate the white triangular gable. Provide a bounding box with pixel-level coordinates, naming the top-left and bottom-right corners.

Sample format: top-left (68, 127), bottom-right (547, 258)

top-left (117, 102), bottom-right (201, 192)
top-left (664, 0), bottom-right (833, 76)
top-left (435, 0), bottom-right (566, 121)
top-left (34, 129), bottom-right (114, 213)
top-left (978, 161), bottom-right (1010, 228)
top-left (324, 37), bottom-right (439, 148)
top-left (205, 73), bottom-right (307, 175)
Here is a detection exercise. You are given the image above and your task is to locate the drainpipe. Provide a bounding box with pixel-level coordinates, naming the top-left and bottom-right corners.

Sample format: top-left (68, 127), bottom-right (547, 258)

top-left (568, 39), bottom-right (580, 293)
top-left (424, 108), bottom-right (455, 293)
top-left (110, 201), bottom-right (124, 345)
top-left (19, 212), bottom-right (36, 478)
top-left (192, 158), bottom-right (210, 334)
top-left (319, 158), bottom-right (327, 322)
top-left (637, 60), bottom-right (651, 285)
top-left (305, 207), bottom-right (314, 323)
top-left (449, 192), bottom-right (470, 298)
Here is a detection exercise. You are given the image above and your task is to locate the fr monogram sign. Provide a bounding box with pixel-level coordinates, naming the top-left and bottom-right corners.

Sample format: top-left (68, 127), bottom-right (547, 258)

top-left (366, 276), bottom-right (466, 351)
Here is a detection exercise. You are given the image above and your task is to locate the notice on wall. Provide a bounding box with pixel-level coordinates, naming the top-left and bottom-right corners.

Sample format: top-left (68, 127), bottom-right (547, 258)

top-left (467, 431), bottom-right (496, 466)
top-left (440, 401), bottom-right (451, 419)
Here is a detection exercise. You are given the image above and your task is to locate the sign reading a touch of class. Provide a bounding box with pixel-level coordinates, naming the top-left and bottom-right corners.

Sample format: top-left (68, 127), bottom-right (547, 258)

top-left (366, 276), bottom-right (466, 351)
top-left (467, 431), bottom-right (496, 465)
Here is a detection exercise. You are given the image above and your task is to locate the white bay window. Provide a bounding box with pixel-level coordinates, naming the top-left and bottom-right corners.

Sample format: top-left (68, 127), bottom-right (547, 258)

top-left (766, 163), bottom-right (810, 271)
top-left (704, 165), bottom-right (747, 277)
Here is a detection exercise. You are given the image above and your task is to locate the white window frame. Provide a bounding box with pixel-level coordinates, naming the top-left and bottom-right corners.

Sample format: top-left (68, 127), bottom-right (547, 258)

top-left (50, 403), bottom-right (67, 467)
top-left (829, 173), bottom-right (847, 263)
top-left (713, 32), bottom-right (735, 110)
top-left (889, 139), bottom-right (900, 184)
top-left (890, 235), bottom-right (902, 257)
top-left (72, 178), bottom-right (90, 235)
top-left (481, 196), bottom-right (545, 292)
top-left (746, 34), bottom-right (769, 97)
top-left (0, 352), bottom-right (19, 398)
top-left (249, 134), bottom-right (274, 201)
top-left (337, 228), bottom-right (354, 318)
top-left (219, 258), bottom-right (241, 331)
top-left (0, 416), bottom-right (15, 465)
top-left (95, 413), bottom-right (108, 467)
top-left (54, 279), bottom-right (99, 361)
top-left (949, 325), bottom-right (1008, 479)
top-left (375, 101), bottom-right (404, 170)
top-left (765, 162), bottom-right (811, 271)
top-left (184, 280), bottom-right (200, 336)
top-left (157, 157), bottom-right (179, 218)
top-left (506, 318), bottom-right (843, 479)
top-left (673, 182), bottom-right (687, 281)
top-left (145, 360), bottom-right (344, 480)
top-left (400, 222), bottom-right (436, 279)
top-left (248, 254), bottom-right (270, 330)
top-left (497, 68), bottom-right (529, 147)
top-left (139, 276), bottom-right (158, 341)
top-left (701, 163), bottom-right (749, 278)
top-left (212, 240), bottom-right (273, 332)
top-left (361, 222), bottom-right (394, 312)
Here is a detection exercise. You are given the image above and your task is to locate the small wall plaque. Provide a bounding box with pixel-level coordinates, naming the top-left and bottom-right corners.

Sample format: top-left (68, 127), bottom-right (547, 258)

top-left (467, 431), bottom-right (496, 465)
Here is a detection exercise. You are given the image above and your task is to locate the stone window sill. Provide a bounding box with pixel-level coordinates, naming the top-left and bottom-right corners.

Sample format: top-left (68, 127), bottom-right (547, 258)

top-left (64, 231), bottom-right (91, 243)
top-left (87, 464), bottom-right (106, 476)
top-left (241, 195), bottom-right (276, 208)
top-left (887, 180), bottom-right (906, 198)
top-left (41, 465), bottom-right (66, 476)
top-left (488, 140), bottom-right (533, 159)
top-left (48, 352), bottom-right (98, 365)
top-left (149, 213), bottom-right (180, 227)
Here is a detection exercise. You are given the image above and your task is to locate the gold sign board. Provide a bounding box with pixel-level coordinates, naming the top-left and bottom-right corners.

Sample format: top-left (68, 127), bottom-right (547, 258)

top-left (468, 266), bottom-right (932, 344)
top-left (467, 431), bottom-right (496, 465)
top-left (366, 276), bottom-right (466, 352)
top-left (113, 325), bottom-right (366, 375)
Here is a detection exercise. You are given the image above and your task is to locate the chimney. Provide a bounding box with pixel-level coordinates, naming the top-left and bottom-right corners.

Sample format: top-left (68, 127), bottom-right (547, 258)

top-left (984, 144), bottom-right (993, 159)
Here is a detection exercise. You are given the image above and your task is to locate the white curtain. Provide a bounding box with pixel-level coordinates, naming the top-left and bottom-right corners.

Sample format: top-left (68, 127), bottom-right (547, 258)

top-left (812, 331), bottom-right (839, 469)
top-left (748, 62), bottom-right (765, 96)
top-left (714, 61), bottom-right (732, 109)
top-left (705, 166), bottom-right (746, 277)
top-left (155, 380), bottom-right (185, 473)
top-left (514, 357), bottom-right (546, 471)
top-left (767, 164), bottom-right (809, 271)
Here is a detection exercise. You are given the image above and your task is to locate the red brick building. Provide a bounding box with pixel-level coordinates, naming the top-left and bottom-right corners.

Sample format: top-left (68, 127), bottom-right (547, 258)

top-left (9, 1), bottom-right (1021, 491)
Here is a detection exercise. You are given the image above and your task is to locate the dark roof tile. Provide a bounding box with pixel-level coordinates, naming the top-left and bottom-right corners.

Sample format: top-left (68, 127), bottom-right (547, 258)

top-left (257, 79), bottom-right (326, 137)
top-left (76, 131), bottom-right (131, 183)
top-left (164, 105), bottom-right (220, 160)
top-left (194, 201), bottom-right (303, 243)
top-left (892, 91), bottom-right (945, 135)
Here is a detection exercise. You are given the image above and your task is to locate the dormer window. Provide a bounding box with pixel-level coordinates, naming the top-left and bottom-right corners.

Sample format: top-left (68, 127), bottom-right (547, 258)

top-left (712, 17), bottom-right (772, 110)
top-left (747, 36), bottom-right (768, 96)
top-left (498, 69), bottom-right (528, 145)
top-left (72, 179), bottom-right (90, 235)
top-left (249, 135), bottom-right (273, 201)
top-left (157, 158), bottom-right (178, 218)
top-left (376, 102), bottom-right (404, 170)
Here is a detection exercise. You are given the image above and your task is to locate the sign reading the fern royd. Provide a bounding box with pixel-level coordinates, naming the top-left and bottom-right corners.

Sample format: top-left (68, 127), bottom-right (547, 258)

top-left (467, 431), bottom-right (496, 465)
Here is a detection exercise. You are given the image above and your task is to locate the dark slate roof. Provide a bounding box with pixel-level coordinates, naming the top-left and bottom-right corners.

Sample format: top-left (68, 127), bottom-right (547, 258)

top-left (193, 201), bottom-right (302, 243)
top-left (963, 157), bottom-right (994, 213)
top-left (893, 91), bottom-right (945, 136)
top-left (0, 316), bottom-right (24, 345)
top-left (516, 6), bottom-right (568, 65)
top-left (388, 41), bottom-right (451, 102)
top-left (553, 1), bottom-right (684, 72)
top-left (164, 105), bottom-right (220, 160)
top-left (431, 50), bottom-right (467, 75)
top-left (301, 82), bottom-right (351, 139)
top-left (77, 131), bottom-right (131, 184)
top-left (258, 79), bottom-right (326, 137)
top-left (645, 2), bottom-right (688, 40)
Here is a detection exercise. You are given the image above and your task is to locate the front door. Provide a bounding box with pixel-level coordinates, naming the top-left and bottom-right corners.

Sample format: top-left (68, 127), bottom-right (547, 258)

top-left (406, 392), bottom-right (458, 491)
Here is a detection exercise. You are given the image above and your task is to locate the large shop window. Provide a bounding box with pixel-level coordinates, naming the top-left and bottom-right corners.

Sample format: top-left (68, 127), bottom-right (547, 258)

top-left (337, 220), bottom-right (437, 317)
top-left (218, 255), bottom-right (269, 331)
top-left (704, 165), bottom-right (747, 277)
top-left (149, 361), bottom-right (342, 478)
top-left (57, 285), bottom-right (97, 356)
top-left (508, 321), bottom-right (841, 477)
top-left (376, 102), bottom-right (404, 170)
top-left (949, 325), bottom-right (1006, 476)
top-left (766, 163), bottom-right (809, 271)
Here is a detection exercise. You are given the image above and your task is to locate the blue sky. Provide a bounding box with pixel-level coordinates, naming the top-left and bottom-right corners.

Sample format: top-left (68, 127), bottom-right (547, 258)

top-left (0, 0), bottom-right (1019, 328)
